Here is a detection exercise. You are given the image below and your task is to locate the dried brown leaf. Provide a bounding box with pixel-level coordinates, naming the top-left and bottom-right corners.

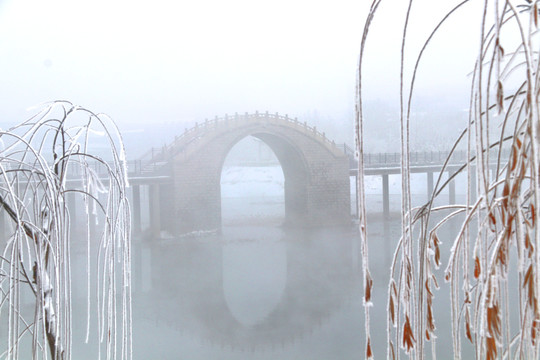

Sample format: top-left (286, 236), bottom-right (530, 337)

top-left (427, 302), bottom-right (435, 332)
top-left (474, 256), bottom-right (481, 279)
top-left (504, 214), bottom-right (514, 250)
top-left (432, 232), bottom-right (439, 246)
top-left (405, 258), bottom-right (413, 288)
top-left (535, 2), bottom-right (539, 27)
top-left (434, 242), bottom-right (440, 267)
top-left (402, 315), bottom-right (415, 352)
top-left (496, 37), bottom-right (505, 57)
top-left (365, 271), bottom-right (373, 304)
top-left (465, 314), bottom-right (473, 343)
top-left (497, 80), bottom-right (504, 113)
top-left (525, 233), bottom-right (534, 257)
top-left (389, 294), bottom-right (395, 324)
top-left (510, 146), bottom-right (518, 171)
top-left (425, 279), bottom-right (433, 297)
top-left (486, 336), bottom-right (497, 360)
top-left (497, 241), bottom-right (507, 268)
top-left (524, 264), bottom-right (535, 307)
top-left (487, 303), bottom-right (501, 339)
top-left (511, 181), bottom-right (520, 201)
top-left (532, 204), bottom-right (536, 227)
top-left (502, 183), bottom-right (510, 210)
top-left (532, 318), bottom-right (540, 346)
top-left (488, 211), bottom-right (497, 232)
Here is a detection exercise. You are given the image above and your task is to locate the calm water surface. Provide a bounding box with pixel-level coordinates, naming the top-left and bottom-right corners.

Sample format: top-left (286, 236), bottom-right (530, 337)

top-left (14, 194), bottom-right (462, 359)
top-left (124, 195), bottom-right (460, 359)
top-left (131, 224), bottom-right (362, 359)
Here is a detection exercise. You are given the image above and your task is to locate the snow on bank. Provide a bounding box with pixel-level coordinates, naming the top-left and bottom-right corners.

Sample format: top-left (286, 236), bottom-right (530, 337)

top-left (221, 166), bottom-right (284, 198)
top-left (222, 165), bottom-right (469, 198)
top-left (362, 171), bottom-right (468, 195)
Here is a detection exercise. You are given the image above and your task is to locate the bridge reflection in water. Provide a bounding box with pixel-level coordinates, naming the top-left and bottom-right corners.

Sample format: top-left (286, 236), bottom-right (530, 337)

top-left (59, 156), bottom-right (472, 358)
top-left (45, 192), bottom-right (461, 359)
top-left (130, 224), bottom-right (363, 358)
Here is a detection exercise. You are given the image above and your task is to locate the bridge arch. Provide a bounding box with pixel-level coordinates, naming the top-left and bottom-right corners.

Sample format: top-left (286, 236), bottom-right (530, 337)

top-left (219, 131), bottom-right (310, 224)
top-left (157, 112), bottom-right (350, 234)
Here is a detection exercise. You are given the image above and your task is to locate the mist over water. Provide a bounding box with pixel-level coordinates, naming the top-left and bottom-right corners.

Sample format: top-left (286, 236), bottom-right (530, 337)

top-left (0, 132), bottom-right (477, 359)
top-left (120, 161), bottom-right (464, 359)
top-left (121, 196), bottom-right (465, 359)
top-left (0, 155), bottom-right (474, 359)
top-left (130, 223), bottom-right (362, 359)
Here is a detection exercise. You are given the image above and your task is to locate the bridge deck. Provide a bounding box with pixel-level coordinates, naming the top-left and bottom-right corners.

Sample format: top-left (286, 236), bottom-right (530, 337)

top-left (61, 148), bottom-right (505, 231)
top-left (70, 148), bottom-right (503, 188)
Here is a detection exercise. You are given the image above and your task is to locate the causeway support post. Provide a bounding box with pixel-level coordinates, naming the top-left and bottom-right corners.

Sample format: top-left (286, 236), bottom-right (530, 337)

top-left (382, 174), bottom-right (389, 218)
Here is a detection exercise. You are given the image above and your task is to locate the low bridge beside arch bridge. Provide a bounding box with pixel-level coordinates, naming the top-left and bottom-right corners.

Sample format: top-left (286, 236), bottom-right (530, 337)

top-left (63, 112), bottom-right (505, 237)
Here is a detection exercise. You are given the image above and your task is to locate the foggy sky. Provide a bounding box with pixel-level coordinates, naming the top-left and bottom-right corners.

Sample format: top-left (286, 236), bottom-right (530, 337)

top-left (0, 0), bottom-right (483, 142)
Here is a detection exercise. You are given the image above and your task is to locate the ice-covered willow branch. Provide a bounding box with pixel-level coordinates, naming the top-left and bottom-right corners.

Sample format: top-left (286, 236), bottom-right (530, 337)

top-left (356, 1), bottom-right (382, 358)
top-left (0, 101), bottom-right (131, 360)
top-left (358, 0), bottom-right (540, 359)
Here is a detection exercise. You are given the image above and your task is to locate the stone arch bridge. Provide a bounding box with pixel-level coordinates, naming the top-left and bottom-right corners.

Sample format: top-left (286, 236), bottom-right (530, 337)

top-left (142, 112), bottom-right (351, 235)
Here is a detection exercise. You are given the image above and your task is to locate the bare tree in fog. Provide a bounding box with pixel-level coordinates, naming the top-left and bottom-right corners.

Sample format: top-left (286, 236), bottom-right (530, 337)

top-left (0, 102), bottom-right (131, 359)
top-left (357, 1), bottom-right (540, 359)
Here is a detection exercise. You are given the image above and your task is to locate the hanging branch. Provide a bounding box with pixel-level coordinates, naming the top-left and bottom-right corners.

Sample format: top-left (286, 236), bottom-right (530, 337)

top-left (0, 101), bottom-right (131, 360)
top-left (356, 1), bottom-right (383, 358)
top-left (358, 0), bottom-right (540, 358)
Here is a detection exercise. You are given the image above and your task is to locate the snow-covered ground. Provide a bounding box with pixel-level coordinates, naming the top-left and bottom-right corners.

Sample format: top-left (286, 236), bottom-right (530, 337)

top-left (221, 166), bottom-right (285, 198)
top-left (361, 171), bottom-right (468, 195)
top-left (221, 166), bottom-right (285, 225)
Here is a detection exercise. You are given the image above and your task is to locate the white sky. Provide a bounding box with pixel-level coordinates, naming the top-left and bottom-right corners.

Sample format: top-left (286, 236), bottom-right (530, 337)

top-left (0, 0), bottom-right (485, 128)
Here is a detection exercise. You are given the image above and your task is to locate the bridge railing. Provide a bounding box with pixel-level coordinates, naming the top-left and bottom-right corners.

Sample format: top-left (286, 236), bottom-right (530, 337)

top-left (174, 111), bottom-right (340, 150)
top-left (138, 112), bottom-right (512, 173)
top-left (344, 148), bottom-right (511, 169)
top-left (139, 111), bottom-right (345, 167)
top-left (66, 146), bottom-right (511, 179)
top-left (63, 159), bottom-right (172, 178)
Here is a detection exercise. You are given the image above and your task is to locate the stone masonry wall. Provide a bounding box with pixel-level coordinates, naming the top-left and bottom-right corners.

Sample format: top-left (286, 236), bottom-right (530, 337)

top-left (170, 116), bottom-right (350, 234)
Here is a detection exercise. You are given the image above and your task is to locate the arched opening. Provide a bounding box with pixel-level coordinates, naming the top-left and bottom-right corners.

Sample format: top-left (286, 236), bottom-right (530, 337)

top-left (220, 136), bottom-right (285, 226)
